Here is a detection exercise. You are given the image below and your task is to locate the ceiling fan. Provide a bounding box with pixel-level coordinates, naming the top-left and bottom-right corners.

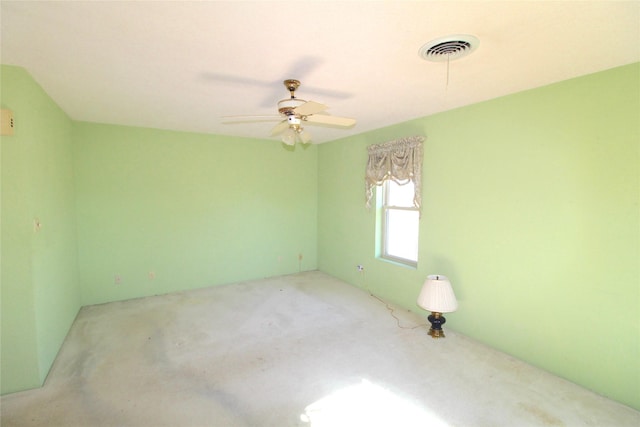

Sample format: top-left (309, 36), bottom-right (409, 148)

top-left (223, 79), bottom-right (356, 145)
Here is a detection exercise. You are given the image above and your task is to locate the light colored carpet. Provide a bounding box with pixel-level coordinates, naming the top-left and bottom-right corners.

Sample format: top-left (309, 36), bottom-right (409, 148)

top-left (2, 271), bottom-right (638, 426)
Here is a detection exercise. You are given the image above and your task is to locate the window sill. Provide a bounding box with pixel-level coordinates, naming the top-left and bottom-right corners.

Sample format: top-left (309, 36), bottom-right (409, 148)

top-left (377, 256), bottom-right (417, 270)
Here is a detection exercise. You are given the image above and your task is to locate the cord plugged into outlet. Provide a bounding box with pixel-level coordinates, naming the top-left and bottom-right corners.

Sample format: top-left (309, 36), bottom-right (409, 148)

top-left (355, 264), bottom-right (369, 293)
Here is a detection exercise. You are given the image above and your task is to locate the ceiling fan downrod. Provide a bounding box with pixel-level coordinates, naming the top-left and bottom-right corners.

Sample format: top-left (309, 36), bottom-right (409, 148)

top-left (278, 80), bottom-right (305, 116)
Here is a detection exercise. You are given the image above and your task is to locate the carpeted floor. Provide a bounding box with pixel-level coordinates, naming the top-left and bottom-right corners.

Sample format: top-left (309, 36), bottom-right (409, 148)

top-left (2, 271), bottom-right (638, 426)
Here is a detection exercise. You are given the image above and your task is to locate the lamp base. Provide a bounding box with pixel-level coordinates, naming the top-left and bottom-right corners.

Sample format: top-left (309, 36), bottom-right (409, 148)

top-left (427, 312), bottom-right (447, 338)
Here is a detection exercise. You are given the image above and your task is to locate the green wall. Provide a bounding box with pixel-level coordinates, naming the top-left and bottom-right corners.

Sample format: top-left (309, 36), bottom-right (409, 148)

top-left (318, 63), bottom-right (640, 410)
top-left (1, 65), bottom-right (81, 393)
top-left (2, 65), bottom-right (317, 394)
top-left (2, 62), bottom-right (638, 412)
top-left (73, 123), bottom-right (317, 305)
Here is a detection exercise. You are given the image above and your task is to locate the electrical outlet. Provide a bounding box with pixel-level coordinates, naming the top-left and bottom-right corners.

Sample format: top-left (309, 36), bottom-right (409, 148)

top-left (114, 275), bottom-right (122, 285)
top-left (1, 109), bottom-right (14, 136)
top-left (298, 253), bottom-right (303, 261)
top-left (357, 265), bottom-right (364, 272)
top-left (149, 271), bottom-right (155, 280)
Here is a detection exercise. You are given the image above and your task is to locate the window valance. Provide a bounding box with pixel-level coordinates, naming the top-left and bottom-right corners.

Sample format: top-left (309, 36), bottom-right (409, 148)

top-left (365, 135), bottom-right (424, 209)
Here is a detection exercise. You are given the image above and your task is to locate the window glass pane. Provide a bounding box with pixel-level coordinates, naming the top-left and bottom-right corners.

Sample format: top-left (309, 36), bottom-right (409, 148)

top-left (387, 180), bottom-right (415, 207)
top-left (385, 209), bottom-right (419, 262)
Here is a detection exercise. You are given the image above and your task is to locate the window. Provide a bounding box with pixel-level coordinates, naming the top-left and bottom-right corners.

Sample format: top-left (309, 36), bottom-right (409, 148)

top-left (365, 135), bottom-right (423, 267)
top-left (381, 180), bottom-right (419, 266)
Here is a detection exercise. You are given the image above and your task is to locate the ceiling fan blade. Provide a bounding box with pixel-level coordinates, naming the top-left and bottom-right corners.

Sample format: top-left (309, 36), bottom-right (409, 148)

top-left (304, 114), bottom-right (356, 128)
top-left (294, 101), bottom-right (328, 116)
top-left (270, 120), bottom-right (289, 136)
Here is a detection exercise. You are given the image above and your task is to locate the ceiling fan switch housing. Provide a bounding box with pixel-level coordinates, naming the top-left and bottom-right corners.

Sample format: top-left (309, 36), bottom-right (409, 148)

top-left (287, 116), bottom-right (301, 125)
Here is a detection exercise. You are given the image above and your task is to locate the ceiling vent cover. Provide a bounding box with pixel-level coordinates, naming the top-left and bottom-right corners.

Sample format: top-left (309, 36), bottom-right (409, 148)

top-left (419, 35), bottom-right (479, 62)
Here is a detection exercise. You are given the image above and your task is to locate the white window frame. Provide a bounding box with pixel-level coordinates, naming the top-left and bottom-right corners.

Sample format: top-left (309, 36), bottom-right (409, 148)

top-left (380, 180), bottom-right (419, 267)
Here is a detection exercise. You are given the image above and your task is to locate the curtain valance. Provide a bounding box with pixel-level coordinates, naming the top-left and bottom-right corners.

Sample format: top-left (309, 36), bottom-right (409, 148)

top-left (365, 136), bottom-right (424, 209)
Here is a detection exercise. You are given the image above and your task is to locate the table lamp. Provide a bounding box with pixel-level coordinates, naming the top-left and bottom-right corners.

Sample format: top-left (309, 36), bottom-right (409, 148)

top-left (417, 275), bottom-right (458, 338)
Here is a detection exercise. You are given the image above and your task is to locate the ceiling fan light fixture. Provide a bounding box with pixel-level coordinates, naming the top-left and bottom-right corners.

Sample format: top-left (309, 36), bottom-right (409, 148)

top-left (281, 124), bottom-right (311, 145)
top-left (282, 128), bottom-right (296, 146)
top-left (298, 128), bottom-right (312, 144)
top-left (418, 34), bottom-right (479, 62)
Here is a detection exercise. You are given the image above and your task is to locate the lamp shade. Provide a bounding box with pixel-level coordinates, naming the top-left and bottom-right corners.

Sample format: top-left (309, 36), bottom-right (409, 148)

top-left (417, 275), bottom-right (458, 313)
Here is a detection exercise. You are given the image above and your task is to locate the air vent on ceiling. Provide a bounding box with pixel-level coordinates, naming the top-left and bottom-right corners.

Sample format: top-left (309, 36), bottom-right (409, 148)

top-left (419, 35), bottom-right (479, 62)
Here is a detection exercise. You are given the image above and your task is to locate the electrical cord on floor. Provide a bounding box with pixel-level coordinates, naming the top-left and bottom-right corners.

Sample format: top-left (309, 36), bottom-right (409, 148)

top-left (369, 293), bottom-right (427, 330)
top-left (359, 268), bottom-right (426, 330)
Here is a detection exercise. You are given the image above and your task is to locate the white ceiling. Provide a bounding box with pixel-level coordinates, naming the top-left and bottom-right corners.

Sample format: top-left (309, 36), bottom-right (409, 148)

top-left (2, 1), bottom-right (639, 144)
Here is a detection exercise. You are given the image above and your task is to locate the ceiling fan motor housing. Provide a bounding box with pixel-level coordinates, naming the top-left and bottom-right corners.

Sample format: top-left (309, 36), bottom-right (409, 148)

top-left (278, 98), bottom-right (305, 115)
